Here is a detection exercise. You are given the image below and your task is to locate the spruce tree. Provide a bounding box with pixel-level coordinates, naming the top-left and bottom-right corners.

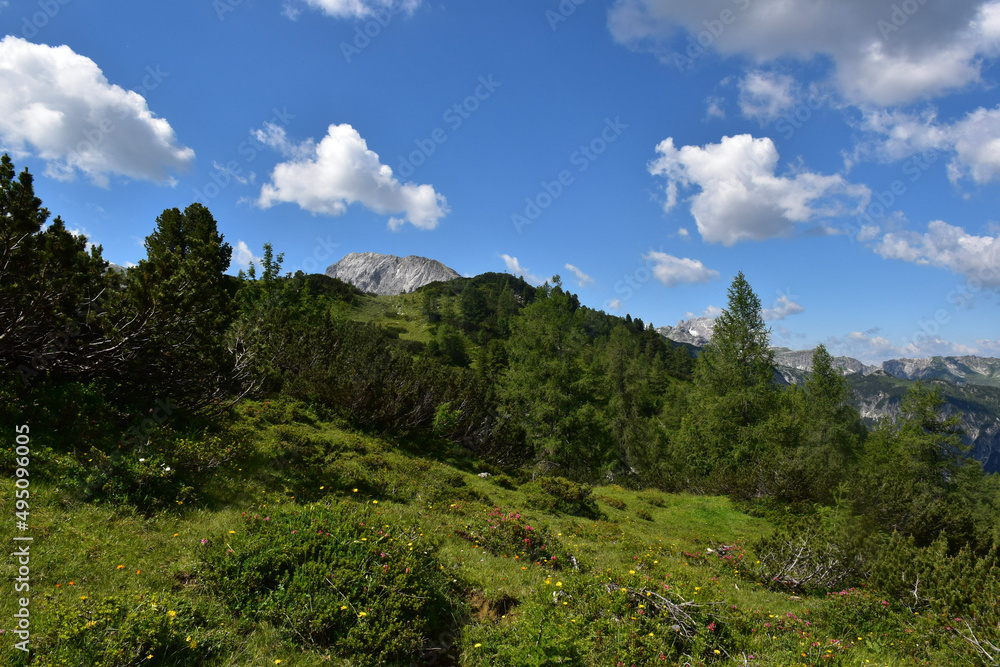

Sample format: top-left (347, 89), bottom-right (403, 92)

top-left (674, 272), bottom-right (779, 495)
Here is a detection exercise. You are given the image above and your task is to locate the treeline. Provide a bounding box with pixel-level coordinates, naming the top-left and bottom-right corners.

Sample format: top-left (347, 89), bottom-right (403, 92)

top-left (3, 152), bottom-right (999, 556)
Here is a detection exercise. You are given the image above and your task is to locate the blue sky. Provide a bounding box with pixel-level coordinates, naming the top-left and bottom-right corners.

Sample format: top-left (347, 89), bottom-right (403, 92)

top-left (2, 0), bottom-right (999, 363)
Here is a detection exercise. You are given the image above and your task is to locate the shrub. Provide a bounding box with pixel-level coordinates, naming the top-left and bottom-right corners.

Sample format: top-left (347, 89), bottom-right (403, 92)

top-left (198, 502), bottom-right (457, 665)
top-left (33, 592), bottom-right (223, 667)
top-left (598, 495), bottom-right (627, 511)
top-left (489, 473), bottom-right (518, 490)
top-left (526, 476), bottom-right (602, 519)
top-left (636, 507), bottom-right (653, 521)
top-left (461, 507), bottom-right (573, 568)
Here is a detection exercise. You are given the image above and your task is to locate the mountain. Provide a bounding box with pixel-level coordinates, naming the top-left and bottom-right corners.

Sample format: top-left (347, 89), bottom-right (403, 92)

top-left (656, 316), bottom-right (1000, 474)
top-left (324, 252), bottom-right (460, 296)
top-left (656, 316), bottom-right (716, 347)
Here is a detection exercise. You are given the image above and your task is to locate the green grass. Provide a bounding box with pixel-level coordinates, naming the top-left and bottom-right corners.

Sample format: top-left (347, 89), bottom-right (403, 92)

top-left (0, 399), bottom-right (984, 665)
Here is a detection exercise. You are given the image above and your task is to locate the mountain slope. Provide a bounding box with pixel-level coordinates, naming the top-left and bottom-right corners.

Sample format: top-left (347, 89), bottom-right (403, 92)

top-left (325, 252), bottom-right (460, 295)
top-left (657, 318), bottom-right (1000, 474)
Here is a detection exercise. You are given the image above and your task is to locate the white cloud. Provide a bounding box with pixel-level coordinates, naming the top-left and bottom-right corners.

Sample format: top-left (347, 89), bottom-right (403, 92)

top-left (564, 263), bottom-right (595, 287)
top-left (0, 36), bottom-right (193, 186)
top-left (294, 0), bottom-right (420, 19)
top-left (257, 123), bottom-right (449, 230)
top-left (234, 240), bottom-right (263, 271)
top-left (858, 106), bottom-right (1000, 185)
top-left (649, 134), bottom-right (869, 245)
top-left (738, 71), bottom-right (797, 123)
top-left (608, 0), bottom-right (1000, 106)
top-left (949, 106), bottom-right (1000, 184)
top-left (829, 329), bottom-right (979, 364)
top-left (705, 96), bottom-right (726, 120)
top-left (875, 219), bottom-right (1000, 287)
top-left (976, 339), bottom-right (1000, 355)
top-left (608, 298), bottom-right (623, 310)
top-left (501, 254), bottom-right (547, 285)
top-left (762, 294), bottom-right (805, 321)
top-left (642, 251), bottom-right (720, 287)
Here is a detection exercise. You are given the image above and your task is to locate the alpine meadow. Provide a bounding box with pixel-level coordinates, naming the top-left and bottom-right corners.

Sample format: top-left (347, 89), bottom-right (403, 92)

top-left (3, 1), bottom-right (1000, 666)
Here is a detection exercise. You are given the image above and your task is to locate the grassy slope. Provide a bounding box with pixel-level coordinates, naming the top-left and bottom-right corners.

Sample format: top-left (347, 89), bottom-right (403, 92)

top-left (0, 399), bottom-right (971, 666)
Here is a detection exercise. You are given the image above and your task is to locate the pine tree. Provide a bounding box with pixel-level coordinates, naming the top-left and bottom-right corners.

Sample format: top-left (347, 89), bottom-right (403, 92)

top-left (0, 154), bottom-right (108, 382)
top-left (674, 272), bottom-right (779, 495)
top-left (111, 203), bottom-right (234, 411)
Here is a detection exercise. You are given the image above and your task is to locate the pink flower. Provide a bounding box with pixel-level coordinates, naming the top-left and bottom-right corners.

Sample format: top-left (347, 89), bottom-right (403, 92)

top-left (200, 539), bottom-right (208, 544)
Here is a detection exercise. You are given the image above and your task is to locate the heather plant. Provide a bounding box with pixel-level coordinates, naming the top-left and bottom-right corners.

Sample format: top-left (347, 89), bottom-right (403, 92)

top-left (198, 501), bottom-right (457, 665)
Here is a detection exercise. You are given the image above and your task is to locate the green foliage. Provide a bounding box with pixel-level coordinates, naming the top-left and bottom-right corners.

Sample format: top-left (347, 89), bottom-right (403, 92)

top-left (0, 154), bottom-right (109, 384)
top-left (33, 592), bottom-right (223, 667)
top-left (598, 495), bottom-right (627, 510)
top-left (461, 507), bottom-right (573, 567)
top-left (636, 507), bottom-right (653, 521)
top-left (852, 382), bottom-right (993, 547)
top-left (109, 203), bottom-right (236, 412)
top-left (673, 272), bottom-right (782, 496)
top-left (525, 476), bottom-right (602, 519)
top-left (199, 502), bottom-right (457, 664)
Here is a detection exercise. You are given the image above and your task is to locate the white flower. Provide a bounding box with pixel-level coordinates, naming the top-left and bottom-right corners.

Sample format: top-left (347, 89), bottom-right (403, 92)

top-left (139, 458), bottom-right (145, 462)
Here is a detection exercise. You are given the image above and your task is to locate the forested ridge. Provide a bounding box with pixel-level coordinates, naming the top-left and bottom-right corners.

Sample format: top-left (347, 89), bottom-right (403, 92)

top-left (3, 153), bottom-right (1000, 665)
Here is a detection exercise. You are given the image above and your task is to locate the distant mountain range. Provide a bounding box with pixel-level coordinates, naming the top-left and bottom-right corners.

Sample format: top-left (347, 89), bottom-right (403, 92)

top-left (659, 317), bottom-right (1000, 473)
top-left (325, 252), bottom-right (459, 296)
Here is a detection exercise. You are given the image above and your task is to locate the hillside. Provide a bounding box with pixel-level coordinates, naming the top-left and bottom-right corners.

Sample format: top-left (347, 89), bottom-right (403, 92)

top-left (3, 177), bottom-right (999, 667)
top-left (2, 396), bottom-right (991, 667)
top-left (658, 320), bottom-right (1000, 474)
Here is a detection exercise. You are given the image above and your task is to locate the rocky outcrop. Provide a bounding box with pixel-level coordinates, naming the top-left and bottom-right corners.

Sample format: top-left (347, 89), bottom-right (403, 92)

top-left (324, 252), bottom-right (460, 296)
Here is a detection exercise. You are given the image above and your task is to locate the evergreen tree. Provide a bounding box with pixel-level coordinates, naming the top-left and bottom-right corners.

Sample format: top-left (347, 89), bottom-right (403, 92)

top-left (112, 203), bottom-right (234, 411)
top-left (0, 154), bottom-right (108, 383)
top-left (853, 382), bottom-right (992, 547)
top-left (674, 272), bottom-right (779, 495)
top-left (779, 344), bottom-right (865, 503)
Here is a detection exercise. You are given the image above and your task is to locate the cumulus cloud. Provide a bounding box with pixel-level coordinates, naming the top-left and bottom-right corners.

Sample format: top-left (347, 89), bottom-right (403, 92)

top-left (501, 254), bottom-right (550, 285)
top-left (292, 0), bottom-right (420, 19)
top-left (649, 134), bottom-right (869, 245)
top-left (858, 106), bottom-right (1000, 185)
top-left (642, 251), bottom-right (720, 287)
top-left (738, 71), bottom-right (797, 123)
top-left (875, 219), bottom-right (1000, 287)
top-left (564, 263), bottom-right (595, 287)
top-left (0, 36), bottom-right (193, 186)
top-left (257, 123), bottom-right (449, 230)
top-left (608, 0), bottom-right (1000, 105)
top-left (233, 240), bottom-right (263, 271)
top-left (608, 298), bottom-right (623, 310)
top-left (762, 294), bottom-right (805, 321)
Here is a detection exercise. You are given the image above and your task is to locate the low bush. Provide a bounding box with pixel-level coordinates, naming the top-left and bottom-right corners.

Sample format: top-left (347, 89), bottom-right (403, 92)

top-left (525, 476), bottom-right (602, 519)
top-left (33, 592), bottom-right (223, 667)
top-left (598, 495), bottom-right (627, 510)
top-left (198, 501), bottom-right (458, 665)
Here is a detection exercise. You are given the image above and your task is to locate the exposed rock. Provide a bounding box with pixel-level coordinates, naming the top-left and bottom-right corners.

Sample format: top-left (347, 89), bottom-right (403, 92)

top-left (324, 252), bottom-right (460, 296)
top-left (656, 316), bottom-right (716, 347)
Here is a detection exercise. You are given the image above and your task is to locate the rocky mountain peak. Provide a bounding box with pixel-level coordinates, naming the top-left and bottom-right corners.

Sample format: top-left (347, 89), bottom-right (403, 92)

top-left (324, 252), bottom-right (460, 295)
